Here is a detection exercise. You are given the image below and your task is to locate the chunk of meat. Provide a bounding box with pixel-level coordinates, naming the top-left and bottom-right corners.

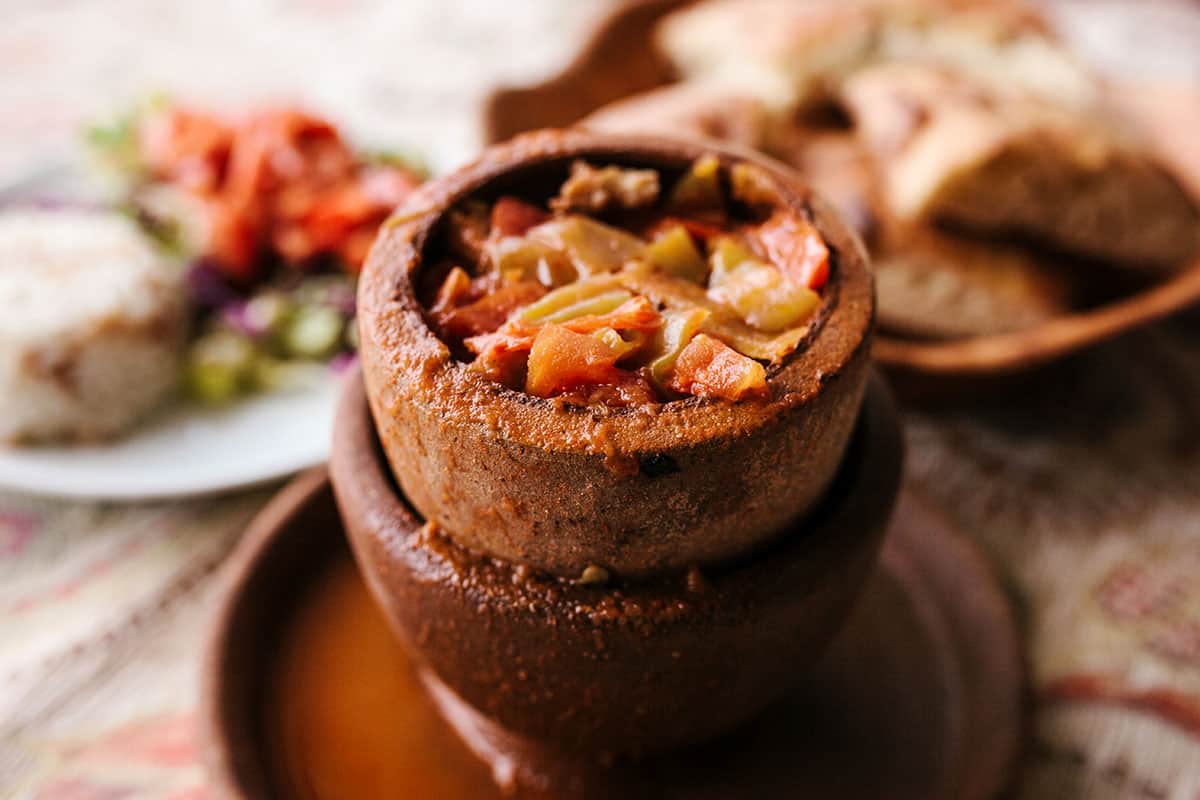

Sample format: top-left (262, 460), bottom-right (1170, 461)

top-left (551, 160), bottom-right (660, 213)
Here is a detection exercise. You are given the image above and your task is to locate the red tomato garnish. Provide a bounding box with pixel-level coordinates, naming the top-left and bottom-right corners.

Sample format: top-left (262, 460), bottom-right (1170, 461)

top-left (750, 210), bottom-right (830, 291)
top-left (669, 334), bottom-right (767, 401)
top-left (490, 196), bottom-right (550, 238)
top-left (137, 105), bottom-right (421, 280)
top-left (138, 108), bottom-right (232, 194)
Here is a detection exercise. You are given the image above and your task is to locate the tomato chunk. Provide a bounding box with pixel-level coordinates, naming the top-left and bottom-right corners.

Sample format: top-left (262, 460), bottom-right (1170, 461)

top-left (669, 334), bottom-right (767, 401)
top-left (434, 281), bottom-right (545, 339)
top-left (750, 211), bottom-right (830, 290)
top-left (491, 196), bottom-right (550, 238)
top-left (526, 324), bottom-right (623, 397)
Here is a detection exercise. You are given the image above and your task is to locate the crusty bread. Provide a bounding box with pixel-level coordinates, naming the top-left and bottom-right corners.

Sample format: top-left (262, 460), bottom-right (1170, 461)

top-left (656, 0), bottom-right (875, 110)
top-left (656, 0), bottom-right (1097, 111)
top-left (769, 126), bottom-right (1073, 337)
top-left (873, 226), bottom-right (1074, 339)
top-left (583, 82), bottom-right (771, 150)
top-left (841, 63), bottom-right (1200, 270)
top-left (0, 209), bottom-right (186, 442)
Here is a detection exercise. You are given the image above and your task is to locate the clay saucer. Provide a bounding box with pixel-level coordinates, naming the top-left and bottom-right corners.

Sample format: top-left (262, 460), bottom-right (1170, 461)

top-left (481, 0), bottom-right (1200, 380)
top-left (200, 472), bottom-right (1022, 799)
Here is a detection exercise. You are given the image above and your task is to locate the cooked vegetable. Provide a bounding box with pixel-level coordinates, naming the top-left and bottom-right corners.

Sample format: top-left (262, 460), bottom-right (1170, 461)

top-left (282, 305), bottom-right (347, 360)
top-left (535, 290), bottom-right (634, 325)
top-left (649, 308), bottom-right (711, 390)
top-left (668, 334), bottom-right (767, 401)
top-left (518, 277), bottom-right (625, 322)
top-left (750, 210), bottom-right (830, 290)
top-left (433, 280), bottom-right (546, 340)
top-left (646, 224), bottom-right (708, 282)
top-left (707, 235), bottom-right (757, 287)
top-left (487, 236), bottom-right (577, 287)
top-left (187, 330), bottom-right (257, 405)
top-left (708, 260), bottom-right (821, 332)
top-left (527, 216), bottom-right (647, 276)
top-left (526, 324), bottom-right (623, 397)
top-left (669, 154), bottom-right (723, 210)
top-left (426, 155), bottom-right (828, 407)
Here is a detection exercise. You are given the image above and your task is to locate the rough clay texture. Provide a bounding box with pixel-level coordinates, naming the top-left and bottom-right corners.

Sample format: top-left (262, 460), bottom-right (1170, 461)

top-left (331, 371), bottom-right (903, 757)
top-left (358, 129), bottom-right (875, 578)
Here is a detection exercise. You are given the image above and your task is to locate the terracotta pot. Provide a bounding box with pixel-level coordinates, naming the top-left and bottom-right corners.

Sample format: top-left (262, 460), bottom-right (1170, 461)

top-left (331, 369), bottom-right (902, 759)
top-left (357, 129), bottom-right (875, 578)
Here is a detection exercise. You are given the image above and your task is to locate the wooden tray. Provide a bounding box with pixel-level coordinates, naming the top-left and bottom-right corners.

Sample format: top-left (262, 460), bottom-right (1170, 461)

top-left (200, 470), bottom-right (1023, 798)
top-left (482, 0), bottom-right (1200, 379)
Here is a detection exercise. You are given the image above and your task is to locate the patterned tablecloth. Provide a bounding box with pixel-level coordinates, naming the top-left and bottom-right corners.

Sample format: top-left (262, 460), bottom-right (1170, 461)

top-left (2, 1), bottom-right (1200, 798)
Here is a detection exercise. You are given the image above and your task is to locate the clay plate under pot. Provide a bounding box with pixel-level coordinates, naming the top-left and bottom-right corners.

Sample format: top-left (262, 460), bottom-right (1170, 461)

top-left (481, 0), bottom-right (1200, 381)
top-left (200, 443), bottom-right (1023, 799)
top-left (358, 129), bottom-right (874, 578)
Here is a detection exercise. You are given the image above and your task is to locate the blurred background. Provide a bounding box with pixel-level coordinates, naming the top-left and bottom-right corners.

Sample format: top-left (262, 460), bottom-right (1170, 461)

top-left (0, 0), bottom-right (619, 178)
top-left (2, 1), bottom-right (1200, 798)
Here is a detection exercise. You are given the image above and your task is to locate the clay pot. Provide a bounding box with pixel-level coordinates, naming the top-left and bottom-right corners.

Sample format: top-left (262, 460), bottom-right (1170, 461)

top-left (331, 369), bottom-right (902, 759)
top-left (357, 129), bottom-right (875, 578)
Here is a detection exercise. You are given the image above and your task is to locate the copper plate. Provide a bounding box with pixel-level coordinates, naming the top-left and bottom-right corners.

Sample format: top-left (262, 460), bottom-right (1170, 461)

top-left (201, 478), bottom-right (1023, 798)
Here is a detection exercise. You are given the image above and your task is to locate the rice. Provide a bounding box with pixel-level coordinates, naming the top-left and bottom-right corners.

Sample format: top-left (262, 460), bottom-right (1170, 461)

top-left (0, 208), bottom-right (187, 442)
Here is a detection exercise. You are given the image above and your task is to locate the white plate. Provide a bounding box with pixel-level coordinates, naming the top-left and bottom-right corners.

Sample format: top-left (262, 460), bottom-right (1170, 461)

top-left (0, 365), bottom-right (343, 501)
top-left (0, 162), bottom-right (352, 501)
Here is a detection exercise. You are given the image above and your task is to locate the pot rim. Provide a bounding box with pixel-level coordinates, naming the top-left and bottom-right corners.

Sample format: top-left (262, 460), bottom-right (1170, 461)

top-left (358, 129), bottom-right (875, 455)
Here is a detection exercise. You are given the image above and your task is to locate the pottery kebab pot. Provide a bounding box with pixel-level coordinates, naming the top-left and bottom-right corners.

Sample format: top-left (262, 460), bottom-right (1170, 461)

top-left (356, 129), bottom-right (875, 579)
top-left (338, 129), bottom-right (896, 761)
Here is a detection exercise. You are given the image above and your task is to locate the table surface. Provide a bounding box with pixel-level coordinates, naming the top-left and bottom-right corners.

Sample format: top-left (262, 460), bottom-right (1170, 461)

top-left (2, 1), bottom-right (1200, 798)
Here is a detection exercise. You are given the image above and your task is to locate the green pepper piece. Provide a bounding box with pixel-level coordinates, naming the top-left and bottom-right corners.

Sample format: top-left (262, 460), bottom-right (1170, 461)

top-left (645, 225), bottom-right (708, 283)
top-left (518, 277), bottom-right (623, 322)
top-left (529, 216), bottom-right (646, 276)
top-left (729, 162), bottom-right (779, 208)
top-left (538, 290), bottom-right (633, 324)
top-left (669, 154), bottom-right (723, 211)
top-left (648, 308), bottom-right (711, 390)
top-left (707, 236), bottom-right (756, 288)
top-left (709, 262), bottom-right (820, 333)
